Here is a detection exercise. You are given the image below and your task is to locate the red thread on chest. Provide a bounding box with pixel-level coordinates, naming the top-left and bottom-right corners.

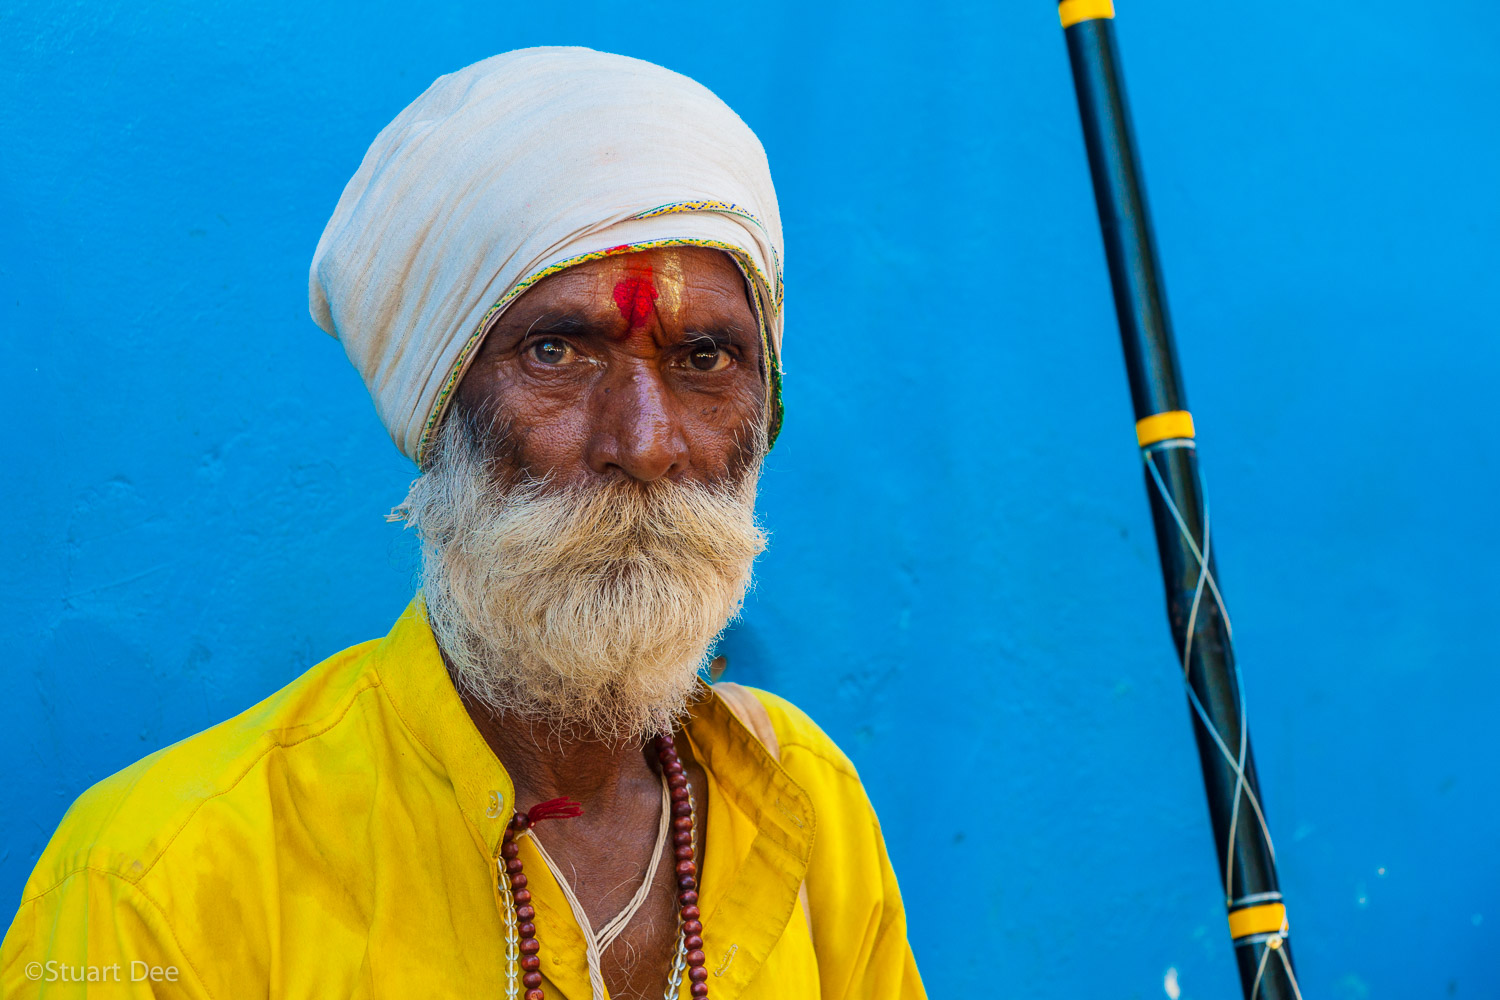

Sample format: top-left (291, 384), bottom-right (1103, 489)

top-left (612, 268), bottom-right (658, 329)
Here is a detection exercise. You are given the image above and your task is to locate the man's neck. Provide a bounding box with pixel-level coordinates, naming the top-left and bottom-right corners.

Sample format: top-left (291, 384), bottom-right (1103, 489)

top-left (459, 693), bottom-right (664, 817)
top-left (454, 682), bottom-right (711, 1000)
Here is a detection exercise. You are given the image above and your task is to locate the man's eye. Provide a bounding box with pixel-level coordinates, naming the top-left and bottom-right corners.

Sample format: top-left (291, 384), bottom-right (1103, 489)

top-left (686, 345), bottom-right (731, 372)
top-left (530, 339), bottom-right (576, 365)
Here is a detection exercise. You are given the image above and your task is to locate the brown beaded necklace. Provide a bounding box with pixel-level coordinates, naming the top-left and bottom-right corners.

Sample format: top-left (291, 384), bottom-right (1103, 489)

top-left (498, 732), bottom-right (707, 1000)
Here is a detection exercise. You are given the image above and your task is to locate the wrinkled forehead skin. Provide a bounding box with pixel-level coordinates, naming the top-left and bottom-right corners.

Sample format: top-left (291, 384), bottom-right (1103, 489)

top-left (309, 46), bottom-right (785, 465)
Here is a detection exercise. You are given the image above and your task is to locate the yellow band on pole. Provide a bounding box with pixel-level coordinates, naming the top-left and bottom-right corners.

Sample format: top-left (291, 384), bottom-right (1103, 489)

top-left (1059, 0), bottom-right (1115, 28)
top-left (1135, 410), bottom-right (1195, 446)
top-left (1227, 903), bottom-right (1288, 939)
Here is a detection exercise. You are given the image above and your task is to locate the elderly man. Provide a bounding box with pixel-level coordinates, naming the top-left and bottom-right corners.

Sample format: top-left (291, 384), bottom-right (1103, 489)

top-left (2, 48), bottom-right (925, 999)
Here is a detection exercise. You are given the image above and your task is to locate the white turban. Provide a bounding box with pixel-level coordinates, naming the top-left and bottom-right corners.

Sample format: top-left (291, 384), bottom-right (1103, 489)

top-left (310, 47), bottom-right (785, 464)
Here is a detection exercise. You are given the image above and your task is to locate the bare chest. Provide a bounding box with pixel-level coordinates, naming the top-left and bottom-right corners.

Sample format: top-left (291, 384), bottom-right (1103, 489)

top-left (522, 760), bottom-right (708, 1000)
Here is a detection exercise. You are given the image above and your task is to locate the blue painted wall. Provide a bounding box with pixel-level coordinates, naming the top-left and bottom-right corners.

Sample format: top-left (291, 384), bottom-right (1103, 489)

top-left (3, 2), bottom-right (1495, 996)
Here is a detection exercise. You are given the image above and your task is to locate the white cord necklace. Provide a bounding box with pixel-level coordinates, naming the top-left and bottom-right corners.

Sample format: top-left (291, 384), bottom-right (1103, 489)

top-left (499, 771), bottom-right (689, 1000)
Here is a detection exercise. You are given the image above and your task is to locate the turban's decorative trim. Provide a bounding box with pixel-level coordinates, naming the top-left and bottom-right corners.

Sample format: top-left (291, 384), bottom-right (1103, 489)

top-left (634, 201), bottom-right (784, 312)
top-left (415, 234), bottom-right (784, 466)
top-left (727, 251), bottom-right (784, 448)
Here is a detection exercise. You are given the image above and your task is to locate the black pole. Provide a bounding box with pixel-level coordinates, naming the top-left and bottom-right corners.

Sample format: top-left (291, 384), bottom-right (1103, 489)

top-left (1057, 4), bottom-right (1303, 998)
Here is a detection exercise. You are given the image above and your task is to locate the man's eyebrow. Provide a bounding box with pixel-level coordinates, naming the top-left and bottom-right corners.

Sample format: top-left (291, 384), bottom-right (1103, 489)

top-left (511, 312), bottom-right (754, 344)
top-left (684, 323), bottom-right (752, 345)
top-left (520, 311), bottom-right (596, 335)
top-left (489, 310), bottom-right (602, 345)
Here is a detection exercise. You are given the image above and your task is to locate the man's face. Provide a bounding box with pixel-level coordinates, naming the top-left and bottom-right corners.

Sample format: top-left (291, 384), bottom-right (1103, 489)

top-left (406, 246), bottom-right (770, 739)
top-left (452, 246), bottom-right (766, 486)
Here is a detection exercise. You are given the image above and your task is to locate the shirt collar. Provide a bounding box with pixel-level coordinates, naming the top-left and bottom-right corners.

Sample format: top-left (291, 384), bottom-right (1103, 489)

top-left (684, 684), bottom-right (815, 994)
top-left (370, 596), bottom-right (517, 859)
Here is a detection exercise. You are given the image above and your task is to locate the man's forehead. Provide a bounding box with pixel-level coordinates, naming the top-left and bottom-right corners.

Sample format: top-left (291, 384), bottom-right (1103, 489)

top-left (503, 248), bottom-right (755, 327)
top-left (535, 248), bottom-right (739, 290)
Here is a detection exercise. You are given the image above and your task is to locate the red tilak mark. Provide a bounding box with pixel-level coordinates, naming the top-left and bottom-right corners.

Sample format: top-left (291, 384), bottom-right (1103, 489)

top-left (612, 268), bottom-right (658, 329)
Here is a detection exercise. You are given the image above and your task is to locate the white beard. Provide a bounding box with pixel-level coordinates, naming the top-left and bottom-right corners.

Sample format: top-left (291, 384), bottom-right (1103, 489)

top-left (398, 414), bottom-right (767, 742)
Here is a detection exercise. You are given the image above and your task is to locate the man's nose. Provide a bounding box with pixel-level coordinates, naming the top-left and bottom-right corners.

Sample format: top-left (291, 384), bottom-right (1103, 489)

top-left (585, 365), bottom-right (689, 482)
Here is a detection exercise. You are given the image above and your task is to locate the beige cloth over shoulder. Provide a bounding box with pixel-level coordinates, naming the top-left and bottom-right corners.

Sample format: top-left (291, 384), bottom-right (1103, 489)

top-left (310, 46), bottom-right (786, 464)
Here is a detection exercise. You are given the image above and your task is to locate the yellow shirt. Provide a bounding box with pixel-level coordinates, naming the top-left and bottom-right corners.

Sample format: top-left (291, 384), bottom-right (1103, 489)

top-left (2, 601), bottom-right (926, 999)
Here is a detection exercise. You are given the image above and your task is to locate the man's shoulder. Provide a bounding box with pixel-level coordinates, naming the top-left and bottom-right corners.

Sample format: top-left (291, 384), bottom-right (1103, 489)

top-left (735, 685), bottom-right (863, 786)
top-left (19, 634), bottom-right (386, 904)
top-left (727, 686), bottom-right (892, 873)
